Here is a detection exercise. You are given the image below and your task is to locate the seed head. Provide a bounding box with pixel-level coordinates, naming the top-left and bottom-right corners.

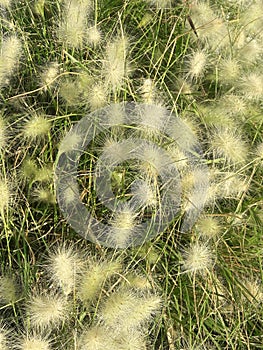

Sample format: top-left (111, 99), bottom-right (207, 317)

top-left (218, 58), bottom-right (240, 84)
top-left (86, 26), bottom-right (101, 46)
top-left (0, 323), bottom-right (10, 350)
top-left (238, 73), bottom-right (263, 101)
top-left (33, 187), bottom-right (56, 204)
top-left (187, 50), bottom-right (208, 80)
top-left (27, 292), bottom-right (68, 329)
top-left (87, 83), bottom-right (108, 110)
top-left (58, 0), bottom-right (92, 48)
top-left (242, 278), bottom-right (263, 304)
top-left (99, 289), bottom-right (161, 331)
top-left (78, 326), bottom-right (113, 350)
top-left (47, 244), bottom-right (83, 295)
top-left (190, 2), bottom-right (228, 48)
top-left (210, 128), bottom-right (248, 165)
top-left (0, 115), bottom-right (7, 150)
top-left (17, 333), bottom-right (51, 350)
top-left (39, 61), bottom-right (59, 91)
top-left (195, 216), bottom-right (222, 239)
top-left (22, 113), bottom-right (51, 140)
top-left (0, 35), bottom-right (22, 87)
top-left (108, 203), bottom-right (139, 248)
top-left (77, 259), bottom-right (121, 304)
top-left (59, 77), bottom-right (80, 106)
top-left (255, 142), bottom-right (263, 164)
top-left (131, 179), bottom-right (157, 209)
top-left (181, 242), bottom-right (213, 274)
top-left (0, 177), bottom-right (11, 214)
top-left (103, 36), bottom-right (131, 91)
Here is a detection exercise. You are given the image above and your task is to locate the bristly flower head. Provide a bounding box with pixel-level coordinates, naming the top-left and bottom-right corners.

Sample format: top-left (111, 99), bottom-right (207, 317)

top-left (103, 35), bottom-right (131, 91)
top-left (238, 72), bottom-right (263, 101)
top-left (109, 204), bottom-right (139, 247)
top-left (187, 49), bottom-right (208, 80)
top-left (99, 288), bottom-right (161, 331)
top-left (86, 26), bottom-right (101, 46)
top-left (77, 259), bottom-right (121, 304)
top-left (189, 1), bottom-right (228, 48)
top-left (27, 291), bottom-right (68, 329)
top-left (0, 323), bottom-right (10, 350)
top-left (0, 177), bottom-right (11, 215)
top-left (17, 333), bottom-right (51, 350)
top-left (39, 61), bottom-right (59, 91)
top-left (181, 242), bottom-right (214, 274)
top-left (255, 142), bottom-right (263, 165)
top-left (78, 326), bottom-right (114, 350)
top-left (0, 114), bottom-right (8, 151)
top-left (0, 35), bottom-right (22, 87)
top-left (195, 216), bottom-right (222, 239)
top-left (58, 0), bottom-right (92, 48)
top-left (218, 57), bottom-right (240, 84)
top-left (22, 112), bottom-right (51, 140)
top-left (0, 275), bottom-right (18, 305)
top-left (210, 128), bottom-right (248, 165)
top-left (46, 244), bottom-right (83, 295)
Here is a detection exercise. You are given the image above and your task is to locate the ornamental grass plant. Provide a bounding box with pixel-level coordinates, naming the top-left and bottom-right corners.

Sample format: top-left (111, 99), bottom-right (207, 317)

top-left (0, 0), bottom-right (262, 349)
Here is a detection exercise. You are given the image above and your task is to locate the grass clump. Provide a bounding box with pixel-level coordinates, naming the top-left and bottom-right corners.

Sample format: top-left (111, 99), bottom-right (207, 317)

top-left (0, 0), bottom-right (262, 349)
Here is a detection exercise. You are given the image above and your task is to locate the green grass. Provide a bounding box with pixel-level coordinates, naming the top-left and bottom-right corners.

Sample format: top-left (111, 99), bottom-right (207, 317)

top-left (0, 0), bottom-right (262, 349)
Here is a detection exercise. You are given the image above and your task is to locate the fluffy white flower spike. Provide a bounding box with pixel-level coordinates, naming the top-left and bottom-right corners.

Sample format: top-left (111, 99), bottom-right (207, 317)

top-left (27, 292), bottom-right (68, 329)
top-left (181, 242), bottom-right (214, 274)
top-left (0, 35), bottom-right (22, 87)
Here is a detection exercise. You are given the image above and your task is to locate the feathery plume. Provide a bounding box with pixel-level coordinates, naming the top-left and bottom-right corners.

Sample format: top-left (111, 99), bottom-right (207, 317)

top-left (86, 26), bottom-right (101, 46)
top-left (78, 326), bottom-right (114, 350)
top-left (238, 39), bottom-right (262, 65)
top-left (195, 216), bottom-right (222, 239)
top-left (108, 204), bottom-right (139, 248)
top-left (0, 114), bottom-right (7, 150)
top-left (59, 77), bottom-right (81, 106)
top-left (187, 50), bottom-right (208, 80)
top-left (238, 72), bottom-right (263, 101)
top-left (189, 1), bottom-right (228, 48)
top-left (0, 177), bottom-right (11, 215)
top-left (213, 171), bottom-right (248, 199)
top-left (0, 35), bottom-right (22, 87)
top-left (0, 323), bottom-right (10, 350)
top-left (130, 179), bottom-right (157, 209)
top-left (0, 275), bottom-right (18, 305)
top-left (46, 244), bottom-right (83, 295)
top-left (58, 0), bottom-right (92, 48)
top-left (22, 113), bottom-right (51, 140)
top-left (87, 83), bottom-right (108, 110)
top-left (0, 0), bottom-right (11, 7)
top-left (27, 291), bottom-right (68, 329)
top-left (39, 61), bottom-right (59, 91)
top-left (240, 0), bottom-right (263, 34)
top-left (32, 187), bottom-right (56, 204)
top-left (255, 142), bottom-right (263, 165)
top-left (20, 158), bottom-right (38, 182)
top-left (218, 58), bottom-right (240, 84)
top-left (209, 128), bottom-right (248, 165)
top-left (77, 259), bottom-right (121, 304)
top-left (17, 333), bottom-right (51, 350)
top-left (103, 35), bottom-right (131, 91)
top-left (181, 242), bottom-right (214, 274)
top-left (242, 278), bottom-right (263, 304)
top-left (99, 288), bottom-right (161, 331)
